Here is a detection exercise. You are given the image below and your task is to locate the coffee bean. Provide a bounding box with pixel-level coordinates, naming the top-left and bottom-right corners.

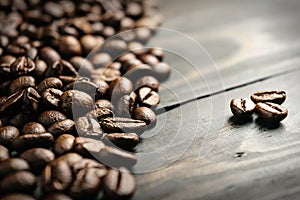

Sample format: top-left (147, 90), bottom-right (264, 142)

top-left (64, 78), bottom-right (98, 96)
top-left (105, 133), bottom-right (139, 150)
top-left (125, 64), bottom-right (152, 81)
top-left (230, 98), bottom-right (256, 119)
top-left (53, 134), bottom-right (75, 156)
top-left (73, 137), bottom-right (106, 158)
top-left (86, 107), bottom-right (113, 120)
top-left (91, 67), bottom-right (121, 83)
top-left (38, 110), bottom-right (67, 127)
top-left (100, 117), bottom-right (146, 134)
top-left (34, 59), bottom-right (48, 78)
top-left (90, 52), bottom-right (112, 68)
top-left (151, 62), bottom-right (171, 82)
top-left (0, 126), bottom-right (20, 147)
top-left (11, 132), bottom-right (54, 152)
top-left (39, 47), bottom-right (61, 65)
top-left (9, 76), bottom-right (35, 94)
top-left (80, 34), bottom-right (104, 54)
top-left (114, 93), bottom-right (137, 118)
top-left (94, 99), bottom-right (113, 110)
top-left (109, 77), bottom-right (133, 98)
top-left (0, 89), bottom-right (24, 116)
top-left (47, 119), bottom-right (75, 137)
top-left (95, 79), bottom-right (109, 98)
top-left (102, 39), bottom-right (128, 58)
top-left (42, 88), bottom-right (63, 109)
top-left (58, 36), bottom-right (82, 58)
top-left (0, 193), bottom-right (35, 200)
top-left (0, 158), bottom-right (30, 179)
top-left (137, 87), bottom-right (160, 107)
top-left (23, 87), bottom-right (41, 112)
top-left (256, 102), bottom-right (288, 122)
top-left (45, 60), bottom-right (78, 77)
top-left (133, 107), bottom-right (157, 127)
top-left (22, 122), bottom-right (46, 135)
top-left (251, 90), bottom-right (286, 104)
top-left (37, 77), bottom-right (63, 94)
top-left (55, 153), bottom-right (83, 166)
top-left (135, 76), bottom-right (159, 91)
top-left (0, 144), bottom-right (9, 161)
top-left (72, 158), bottom-right (106, 174)
top-left (140, 54), bottom-right (159, 65)
top-left (61, 90), bottom-right (94, 117)
top-left (0, 171), bottom-right (37, 194)
top-left (75, 117), bottom-right (103, 138)
top-left (10, 56), bottom-right (35, 76)
top-left (149, 47), bottom-right (164, 61)
top-left (126, 2), bottom-right (143, 18)
top-left (43, 193), bottom-right (72, 200)
top-left (20, 148), bottom-right (55, 173)
top-left (69, 56), bottom-right (94, 77)
top-left (103, 167), bottom-right (136, 199)
top-left (108, 62), bottom-right (122, 70)
top-left (101, 26), bottom-right (115, 38)
top-left (58, 75), bottom-right (77, 85)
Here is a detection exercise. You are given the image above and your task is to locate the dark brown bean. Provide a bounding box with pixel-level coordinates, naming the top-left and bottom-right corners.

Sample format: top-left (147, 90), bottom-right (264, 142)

top-left (45, 60), bottom-right (78, 78)
top-left (69, 56), bottom-right (94, 77)
top-left (0, 193), bottom-right (35, 200)
top-left (0, 126), bottom-right (20, 147)
top-left (114, 93), bottom-right (137, 118)
top-left (47, 119), bottom-right (75, 137)
top-left (133, 106), bottom-right (157, 127)
top-left (53, 134), bottom-right (75, 156)
top-left (91, 68), bottom-right (121, 83)
top-left (256, 102), bottom-right (288, 122)
top-left (251, 90), bottom-right (286, 104)
top-left (86, 107), bottom-right (113, 120)
top-left (105, 133), bottom-right (139, 150)
top-left (80, 34), bottom-right (104, 54)
top-left (90, 52), bottom-right (112, 68)
top-left (58, 36), bottom-right (82, 57)
top-left (230, 98), bottom-right (256, 119)
top-left (75, 117), bottom-right (103, 138)
top-left (100, 117), bottom-right (147, 134)
top-left (94, 99), bottom-right (113, 110)
top-left (37, 77), bottom-right (63, 94)
top-left (38, 110), bottom-right (67, 126)
top-left (42, 88), bottom-right (63, 109)
top-left (9, 76), bottom-right (36, 94)
top-left (39, 47), bottom-right (61, 65)
top-left (135, 76), bottom-right (159, 91)
top-left (0, 90), bottom-right (24, 116)
top-left (0, 158), bottom-right (30, 178)
top-left (151, 62), bottom-right (171, 82)
top-left (22, 122), bottom-right (46, 135)
top-left (10, 56), bottom-right (35, 76)
top-left (137, 87), bottom-right (160, 107)
top-left (109, 77), bottom-right (133, 98)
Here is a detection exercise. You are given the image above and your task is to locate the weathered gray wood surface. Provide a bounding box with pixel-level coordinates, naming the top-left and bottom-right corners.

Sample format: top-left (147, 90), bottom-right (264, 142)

top-left (132, 0), bottom-right (300, 199)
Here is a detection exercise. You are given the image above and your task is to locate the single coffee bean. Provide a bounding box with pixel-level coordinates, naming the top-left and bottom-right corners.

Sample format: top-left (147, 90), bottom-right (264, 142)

top-left (80, 34), bottom-right (104, 55)
top-left (0, 158), bottom-right (30, 178)
top-left (100, 117), bottom-right (147, 134)
top-left (0, 144), bottom-right (9, 161)
top-left (38, 110), bottom-right (67, 127)
top-left (230, 98), bottom-right (256, 119)
top-left (90, 52), bottom-right (112, 68)
top-left (34, 59), bottom-right (48, 78)
top-left (22, 122), bottom-right (46, 135)
top-left (58, 35), bottom-right (82, 57)
top-left (125, 64), bottom-right (152, 82)
top-left (0, 193), bottom-right (35, 200)
top-left (73, 137), bottom-right (106, 158)
top-left (42, 88), bottom-right (63, 109)
top-left (151, 62), bottom-right (171, 82)
top-left (55, 153), bottom-right (83, 166)
top-left (256, 102), bottom-right (288, 122)
top-left (9, 76), bottom-right (36, 94)
top-left (118, 53), bottom-right (136, 63)
top-left (10, 56), bottom-right (35, 76)
top-left (75, 117), bottom-right (103, 138)
top-left (251, 90), bottom-right (286, 104)
top-left (114, 93), bottom-right (137, 118)
top-left (20, 148), bottom-right (55, 174)
top-left (58, 75), bottom-right (77, 85)
top-left (133, 107), bottom-right (157, 127)
top-left (137, 87), bottom-right (160, 107)
top-left (109, 77), bottom-right (133, 98)
top-left (101, 26), bottom-right (115, 38)
top-left (37, 77), bottom-right (63, 94)
top-left (94, 99), bottom-right (113, 109)
top-left (39, 47), bottom-right (61, 65)
top-left (102, 39), bottom-right (128, 58)
top-left (9, 113), bottom-right (31, 129)
top-left (45, 60), bottom-right (78, 78)
top-left (135, 28), bottom-right (152, 44)
top-left (53, 134), bottom-right (75, 156)
top-left (61, 90), bottom-right (94, 117)
top-left (86, 107), bottom-right (113, 120)
top-left (126, 2), bottom-right (143, 18)
top-left (0, 90), bottom-right (24, 116)
top-left (149, 47), bottom-right (164, 61)
top-left (0, 171), bottom-right (37, 194)
top-left (47, 119), bottom-right (75, 137)
top-left (23, 87), bottom-right (41, 112)
top-left (103, 167), bottom-right (136, 199)
top-left (105, 133), bottom-right (139, 150)
top-left (0, 126), bottom-right (20, 147)
top-left (95, 79), bottom-right (110, 98)
top-left (11, 132), bottom-right (54, 153)
top-left (140, 54), bottom-right (159, 65)
top-left (43, 193), bottom-right (72, 200)
top-left (69, 56), bottom-right (94, 77)
top-left (108, 62), bottom-right (122, 70)
top-left (64, 78), bottom-right (98, 96)
top-left (91, 67), bottom-right (121, 83)
top-left (135, 76), bottom-right (159, 91)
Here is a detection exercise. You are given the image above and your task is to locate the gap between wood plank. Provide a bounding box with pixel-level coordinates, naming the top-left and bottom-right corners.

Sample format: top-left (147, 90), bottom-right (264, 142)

top-left (155, 67), bottom-right (300, 115)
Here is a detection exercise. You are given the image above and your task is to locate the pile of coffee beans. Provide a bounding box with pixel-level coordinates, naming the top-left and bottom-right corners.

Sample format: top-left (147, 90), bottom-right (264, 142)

top-left (230, 90), bottom-right (288, 123)
top-left (0, 0), bottom-right (171, 199)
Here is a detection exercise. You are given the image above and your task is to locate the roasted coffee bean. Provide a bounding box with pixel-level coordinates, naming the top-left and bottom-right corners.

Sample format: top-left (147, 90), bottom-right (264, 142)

top-left (58, 75), bottom-right (77, 85)
top-left (58, 36), bottom-right (82, 58)
top-left (101, 26), bottom-right (115, 38)
top-left (22, 122), bottom-right (46, 135)
top-left (87, 106), bottom-right (113, 119)
top-left (75, 117), bottom-right (103, 138)
top-left (0, 144), bottom-right (9, 161)
top-left (95, 99), bottom-right (113, 109)
top-left (0, 171), bottom-right (37, 194)
top-left (61, 90), bottom-right (94, 117)
top-left (80, 35), bottom-right (104, 55)
top-left (38, 110), bottom-right (67, 127)
top-left (0, 90), bottom-right (24, 117)
top-left (0, 126), bottom-right (20, 147)
top-left (151, 62), bottom-right (171, 82)
top-left (55, 153), bottom-right (83, 166)
top-left (42, 88), bottom-right (63, 109)
top-left (230, 98), bottom-right (256, 119)
top-left (10, 56), bottom-right (35, 76)
top-left (137, 87), bottom-right (160, 107)
top-left (105, 133), bottom-right (139, 150)
top-left (133, 107), bottom-right (157, 127)
top-left (53, 134), bottom-right (75, 156)
top-left (20, 148), bottom-right (55, 173)
top-left (100, 117), bottom-right (147, 134)
top-left (108, 62), bottom-right (122, 70)
top-left (42, 160), bottom-right (73, 192)
top-left (34, 59), bottom-right (48, 78)
top-left (109, 77), bottom-right (133, 98)
top-left (47, 119), bottom-right (75, 137)
top-left (64, 78), bottom-right (98, 95)
top-left (43, 193), bottom-right (72, 200)
top-left (44, 60), bottom-right (78, 78)
top-left (90, 52), bottom-right (112, 68)
top-left (135, 76), bottom-right (159, 91)
top-left (91, 67), bottom-right (121, 83)
top-left (102, 39), bottom-right (128, 58)
top-left (118, 53), bottom-right (136, 63)
top-left (114, 93), bottom-right (137, 117)
top-left (37, 77), bottom-right (63, 94)
top-left (103, 167), bottom-right (136, 199)
top-left (9, 113), bottom-right (31, 129)
top-left (11, 132), bottom-right (54, 152)
top-left (149, 47), bottom-right (164, 61)
top-left (23, 87), bottom-right (41, 112)
top-left (95, 79), bottom-right (109, 98)
top-left (72, 158), bottom-right (106, 173)
top-left (0, 193), bottom-right (35, 200)
top-left (9, 76), bottom-right (36, 94)
top-left (251, 90), bottom-right (286, 104)
top-left (126, 2), bottom-right (143, 18)
top-left (73, 137), bottom-right (106, 158)
top-left (140, 54), bottom-right (159, 65)
top-left (256, 102), bottom-right (288, 122)
top-left (69, 56), bottom-right (94, 77)
top-left (39, 47), bottom-right (61, 65)
top-left (125, 63), bottom-right (152, 81)
top-left (0, 158), bottom-right (30, 178)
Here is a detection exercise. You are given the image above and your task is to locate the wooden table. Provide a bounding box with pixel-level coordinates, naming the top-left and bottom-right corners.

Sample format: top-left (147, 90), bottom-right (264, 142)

top-left (132, 0), bottom-right (300, 199)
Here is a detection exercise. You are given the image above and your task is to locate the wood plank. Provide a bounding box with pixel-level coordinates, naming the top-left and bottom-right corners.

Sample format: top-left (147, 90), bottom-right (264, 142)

top-left (133, 69), bottom-right (300, 200)
top-left (150, 0), bottom-right (300, 106)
